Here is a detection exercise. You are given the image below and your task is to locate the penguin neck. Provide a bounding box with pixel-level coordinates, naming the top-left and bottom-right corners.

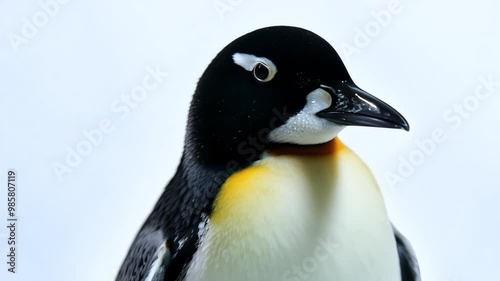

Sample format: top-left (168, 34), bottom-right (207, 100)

top-left (181, 140), bottom-right (253, 186)
top-left (181, 125), bottom-right (255, 204)
top-left (184, 117), bottom-right (258, 170)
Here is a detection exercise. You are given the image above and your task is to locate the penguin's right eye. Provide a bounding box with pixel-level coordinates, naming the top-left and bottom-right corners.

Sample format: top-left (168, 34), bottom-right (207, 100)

top-left (253, 62), bottom-right (275, 82)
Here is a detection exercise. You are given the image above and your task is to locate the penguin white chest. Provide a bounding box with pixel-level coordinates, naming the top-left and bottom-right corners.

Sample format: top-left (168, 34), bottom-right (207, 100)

top-left (184, 141), bottom-right (400, 281)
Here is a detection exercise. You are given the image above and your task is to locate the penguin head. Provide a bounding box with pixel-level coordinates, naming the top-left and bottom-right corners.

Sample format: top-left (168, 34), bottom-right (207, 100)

top-left (187, 26), bottom-right (409, 164)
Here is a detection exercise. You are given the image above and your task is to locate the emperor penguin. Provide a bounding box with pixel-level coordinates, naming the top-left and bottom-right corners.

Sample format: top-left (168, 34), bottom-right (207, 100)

top-left (116, 25), bottom-right (420, 281)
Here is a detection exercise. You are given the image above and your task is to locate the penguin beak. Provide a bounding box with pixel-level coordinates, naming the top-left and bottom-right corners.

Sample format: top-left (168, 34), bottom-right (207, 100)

top-left (316, 82), bottom-right (410, 131)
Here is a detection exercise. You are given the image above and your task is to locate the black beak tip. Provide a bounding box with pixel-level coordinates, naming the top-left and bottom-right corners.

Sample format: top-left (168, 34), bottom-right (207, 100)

top-left (397, 121), bottom-right (410, 132)
top-left (394, 114), bottom-right (410, 132)
top-left (389, 113), bottom-right (410, 132)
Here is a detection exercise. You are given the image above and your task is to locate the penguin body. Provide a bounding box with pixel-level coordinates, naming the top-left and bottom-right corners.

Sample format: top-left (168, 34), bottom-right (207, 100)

top-left (116, 26), bottom-right (419, 281)
top-left (185, 139), bottom-right (400, 281)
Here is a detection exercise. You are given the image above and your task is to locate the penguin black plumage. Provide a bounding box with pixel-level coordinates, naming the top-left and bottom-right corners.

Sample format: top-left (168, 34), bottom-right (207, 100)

top-left (116, 26), bottom-right (420, 281)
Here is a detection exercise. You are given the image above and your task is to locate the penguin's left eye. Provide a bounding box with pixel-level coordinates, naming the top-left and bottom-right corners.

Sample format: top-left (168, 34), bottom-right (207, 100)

top-left (253, 62), bottom-right (275, 82)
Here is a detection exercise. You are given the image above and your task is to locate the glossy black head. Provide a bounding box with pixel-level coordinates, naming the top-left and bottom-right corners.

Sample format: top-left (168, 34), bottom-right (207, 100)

top-left (186, 26), bottom-right (409, 166)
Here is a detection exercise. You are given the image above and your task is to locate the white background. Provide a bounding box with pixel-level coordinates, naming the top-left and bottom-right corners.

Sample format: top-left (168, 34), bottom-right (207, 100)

top-left (1, 0), bottom-right (499, 280)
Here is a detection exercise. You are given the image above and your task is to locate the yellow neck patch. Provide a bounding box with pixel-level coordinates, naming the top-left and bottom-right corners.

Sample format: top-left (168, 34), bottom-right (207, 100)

top-left (210, 138), bottom-right (348, 227)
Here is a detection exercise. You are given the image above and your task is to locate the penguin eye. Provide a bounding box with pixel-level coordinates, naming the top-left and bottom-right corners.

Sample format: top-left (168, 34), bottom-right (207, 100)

top-left (233, 53), bottom-right (278, 82)
top-left (253, 62), bottom-right (275, 82)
